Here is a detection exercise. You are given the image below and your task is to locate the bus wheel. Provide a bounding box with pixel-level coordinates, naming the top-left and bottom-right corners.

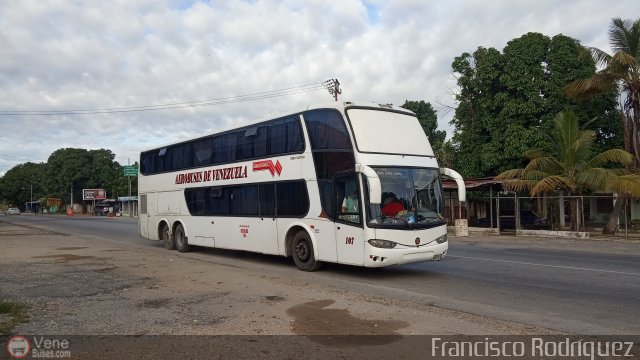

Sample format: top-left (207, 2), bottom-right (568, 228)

top-left (292, 231), bottom-right (321, 271)
top-left (174, 224), bottom-right (191, 253)
top-left (161, 223), bottom-right (175, 250)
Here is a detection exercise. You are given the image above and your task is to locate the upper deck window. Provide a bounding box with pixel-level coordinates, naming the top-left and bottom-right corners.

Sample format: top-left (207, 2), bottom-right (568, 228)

top-left (304, 109), bottom-right (352, 150)
top-left (140, 116), bottom-right (304, 175)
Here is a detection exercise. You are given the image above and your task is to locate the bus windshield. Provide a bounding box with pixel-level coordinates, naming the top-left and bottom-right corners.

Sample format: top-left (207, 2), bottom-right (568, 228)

top-left (368, 167), bottom-right (445, 229)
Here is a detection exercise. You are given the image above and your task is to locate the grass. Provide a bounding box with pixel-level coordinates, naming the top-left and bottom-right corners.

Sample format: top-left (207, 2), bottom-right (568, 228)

top-left (0, 299), bottom-right (29, 335)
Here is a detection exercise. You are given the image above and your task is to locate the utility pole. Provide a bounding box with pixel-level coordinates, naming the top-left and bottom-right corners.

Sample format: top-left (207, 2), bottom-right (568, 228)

top-left (21, 185), bottom-right (33, 212)
top-left (128, 158), bottom-right (131, 197)
top-left (323, 79), bottom-right (342, 101)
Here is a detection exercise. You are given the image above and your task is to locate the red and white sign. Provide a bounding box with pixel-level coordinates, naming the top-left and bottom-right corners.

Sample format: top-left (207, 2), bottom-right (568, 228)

top-left (239, 224), bottom-right (249, 238)
top-left (6, 336), bottom-right (30, 358)
top-left (82, 189), bottom-right (106, 200)
top-left (252, 160), bottom-right (282, 177)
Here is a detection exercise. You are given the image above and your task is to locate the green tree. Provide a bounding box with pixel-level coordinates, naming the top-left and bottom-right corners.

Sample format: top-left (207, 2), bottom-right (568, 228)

top-left (435, 140), bottom-right (456, 169)
top-left (45, 148), bottom-right (134, 206)
top-left (1, 148), bottom-right (137, 212)
top-left (45, 148), bottom-right (93, 205)
top-left (450, 46), bottom-right (503, 177)
top-left (88, 149), bottom-right (133, 198)
top-left (451, 33), bottom-right (621, 178)
top-left (401, 100), bottom-right (446, 148)
top-left (565, 18), bottom-right (640, 166)
top-left (401, 100), bottom-right (449, 166)
top-left (0, 162), bottom-right (47, 209)
top-left (496, 112), bottom-right (640, 232)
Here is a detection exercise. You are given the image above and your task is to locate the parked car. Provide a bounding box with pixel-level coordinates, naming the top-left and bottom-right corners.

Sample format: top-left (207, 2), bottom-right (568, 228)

top-left (477, 209), bottom-right (548, 229)
top-left (94, 206), bottom-right (110, 216)
top-left (6, 207), bottom-right (21, 215)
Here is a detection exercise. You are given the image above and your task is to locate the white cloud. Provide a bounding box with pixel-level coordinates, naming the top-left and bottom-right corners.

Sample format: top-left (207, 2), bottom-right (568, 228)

top-left (0, 0), bottom-right (638, 174)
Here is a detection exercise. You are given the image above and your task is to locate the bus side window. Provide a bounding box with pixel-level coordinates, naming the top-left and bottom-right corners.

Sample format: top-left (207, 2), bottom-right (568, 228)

top-left (222, 132), bottom-right (238, 163)
top-left (194, 137), bottom-right (213, 166)
top-left (259, 184), bottom-right (276, 217)
top-left (276, 181), bottom-right (309, 217)
top-left (254, 125), bottom-right (268, 158)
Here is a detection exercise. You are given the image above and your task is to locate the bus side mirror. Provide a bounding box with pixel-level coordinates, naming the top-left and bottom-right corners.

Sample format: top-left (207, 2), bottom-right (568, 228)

top-left (356, 164), bottom-right (381, 204)
top-left (440, 167), bottom-right (466, 202)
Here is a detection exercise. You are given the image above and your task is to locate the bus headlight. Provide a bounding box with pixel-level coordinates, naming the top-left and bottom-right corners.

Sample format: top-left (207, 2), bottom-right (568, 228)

top-left (368, 239), bottom-right (397, 249)
top-left (436, 234), bottom-right (447, 244)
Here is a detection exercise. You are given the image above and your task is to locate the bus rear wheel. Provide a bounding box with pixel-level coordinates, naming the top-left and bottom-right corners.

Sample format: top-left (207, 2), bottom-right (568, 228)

top-left (292, 231), bottom-right (321, 271)
top-left (174, 223), bottom-right (190, 253)
top-left (161, 223), bottom-right (175, 250)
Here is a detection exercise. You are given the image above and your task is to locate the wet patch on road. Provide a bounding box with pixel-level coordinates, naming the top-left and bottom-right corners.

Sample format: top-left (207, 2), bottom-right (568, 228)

top-left (33, 254), bottom-right (97, 263)
top-left (139, 298), bottom-right (172, 308)
top-left (287, 299), bottom-right (408, 344)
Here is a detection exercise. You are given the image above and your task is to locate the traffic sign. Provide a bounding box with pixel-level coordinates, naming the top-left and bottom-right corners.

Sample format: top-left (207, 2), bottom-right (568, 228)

top-left (123, 165), bottom-right (138, 176)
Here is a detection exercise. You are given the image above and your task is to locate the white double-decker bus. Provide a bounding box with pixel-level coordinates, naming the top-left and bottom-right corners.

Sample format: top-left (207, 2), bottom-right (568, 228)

top-left (139, 101), bottom-right (462, 271)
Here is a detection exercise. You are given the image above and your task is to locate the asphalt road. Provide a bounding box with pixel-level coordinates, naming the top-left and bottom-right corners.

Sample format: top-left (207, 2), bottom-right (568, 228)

top-left (3, 214), bottom-right (640, 334)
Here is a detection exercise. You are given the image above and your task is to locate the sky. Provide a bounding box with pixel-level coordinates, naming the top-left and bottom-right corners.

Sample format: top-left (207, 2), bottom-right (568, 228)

top-left (1, 0), bottom-right (639, 176)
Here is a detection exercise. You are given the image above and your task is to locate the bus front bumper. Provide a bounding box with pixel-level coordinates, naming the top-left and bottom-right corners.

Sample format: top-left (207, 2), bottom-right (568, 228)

top-left (364, 241), bottom-right (448, 267)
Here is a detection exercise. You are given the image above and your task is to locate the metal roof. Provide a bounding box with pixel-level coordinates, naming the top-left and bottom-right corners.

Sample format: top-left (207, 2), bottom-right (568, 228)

top-left (442, 177), bottom-right (504, 190)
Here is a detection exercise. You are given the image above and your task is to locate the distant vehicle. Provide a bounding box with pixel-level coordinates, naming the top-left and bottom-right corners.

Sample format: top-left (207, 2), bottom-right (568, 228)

top-left (478, 209), bottom-right (548, 230)
top-left (6, 207), bottom-right (21, 215)
top-left (500, 209), bottom-right (548, 229)
top-left (95, 207), bottom-right (109, 216)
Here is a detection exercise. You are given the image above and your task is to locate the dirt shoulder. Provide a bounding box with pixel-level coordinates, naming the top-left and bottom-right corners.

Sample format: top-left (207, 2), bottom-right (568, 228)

top-left (0, 220), bottom-right (552, 335)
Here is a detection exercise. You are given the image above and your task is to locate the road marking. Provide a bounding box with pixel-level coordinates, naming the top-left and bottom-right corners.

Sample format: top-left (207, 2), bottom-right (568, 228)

top-left (448, 255), bottom-right (640, 276)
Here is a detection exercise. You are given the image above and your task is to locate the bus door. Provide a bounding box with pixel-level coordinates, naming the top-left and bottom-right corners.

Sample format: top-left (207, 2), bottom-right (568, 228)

top-left (256, 183), bottom-right (278, 254)
top-left (334, 174), bottom-right (365, 265)
top-left (139, 192), bottom-right (155, 239)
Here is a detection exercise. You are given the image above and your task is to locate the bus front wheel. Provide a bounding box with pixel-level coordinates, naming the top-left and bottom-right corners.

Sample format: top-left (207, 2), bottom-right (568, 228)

top-left (161, 223), bottom-right (175, 250)
top-left (292, 231), bottom-right (321, 271)
top-left (174, 223), bottom-right (191, 253)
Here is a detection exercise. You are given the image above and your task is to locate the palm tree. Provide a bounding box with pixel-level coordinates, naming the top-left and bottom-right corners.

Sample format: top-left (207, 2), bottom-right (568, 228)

top-left (565, 18), bottom-right (640, 164)
top-left (565, 18), bottom-right (640, 233)
top-left (495, 112), bottom-right (640, 232)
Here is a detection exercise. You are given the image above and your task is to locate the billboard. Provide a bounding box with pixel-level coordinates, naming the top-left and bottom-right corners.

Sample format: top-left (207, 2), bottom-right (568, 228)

top-left (83, 189), bottom-right (106, 200)
top-left (46, 198), bottom-right (61, 206)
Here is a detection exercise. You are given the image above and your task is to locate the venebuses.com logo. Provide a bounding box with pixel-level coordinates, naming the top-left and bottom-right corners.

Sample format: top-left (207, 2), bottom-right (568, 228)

top-left (6, 336), bottom-right (71, 359)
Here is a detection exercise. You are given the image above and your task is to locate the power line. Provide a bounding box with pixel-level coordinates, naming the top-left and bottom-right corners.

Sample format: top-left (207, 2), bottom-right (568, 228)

top-left (0, 81), bottom-right (330, 116)
top-left (0, 153), bottom-right (30, 161)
